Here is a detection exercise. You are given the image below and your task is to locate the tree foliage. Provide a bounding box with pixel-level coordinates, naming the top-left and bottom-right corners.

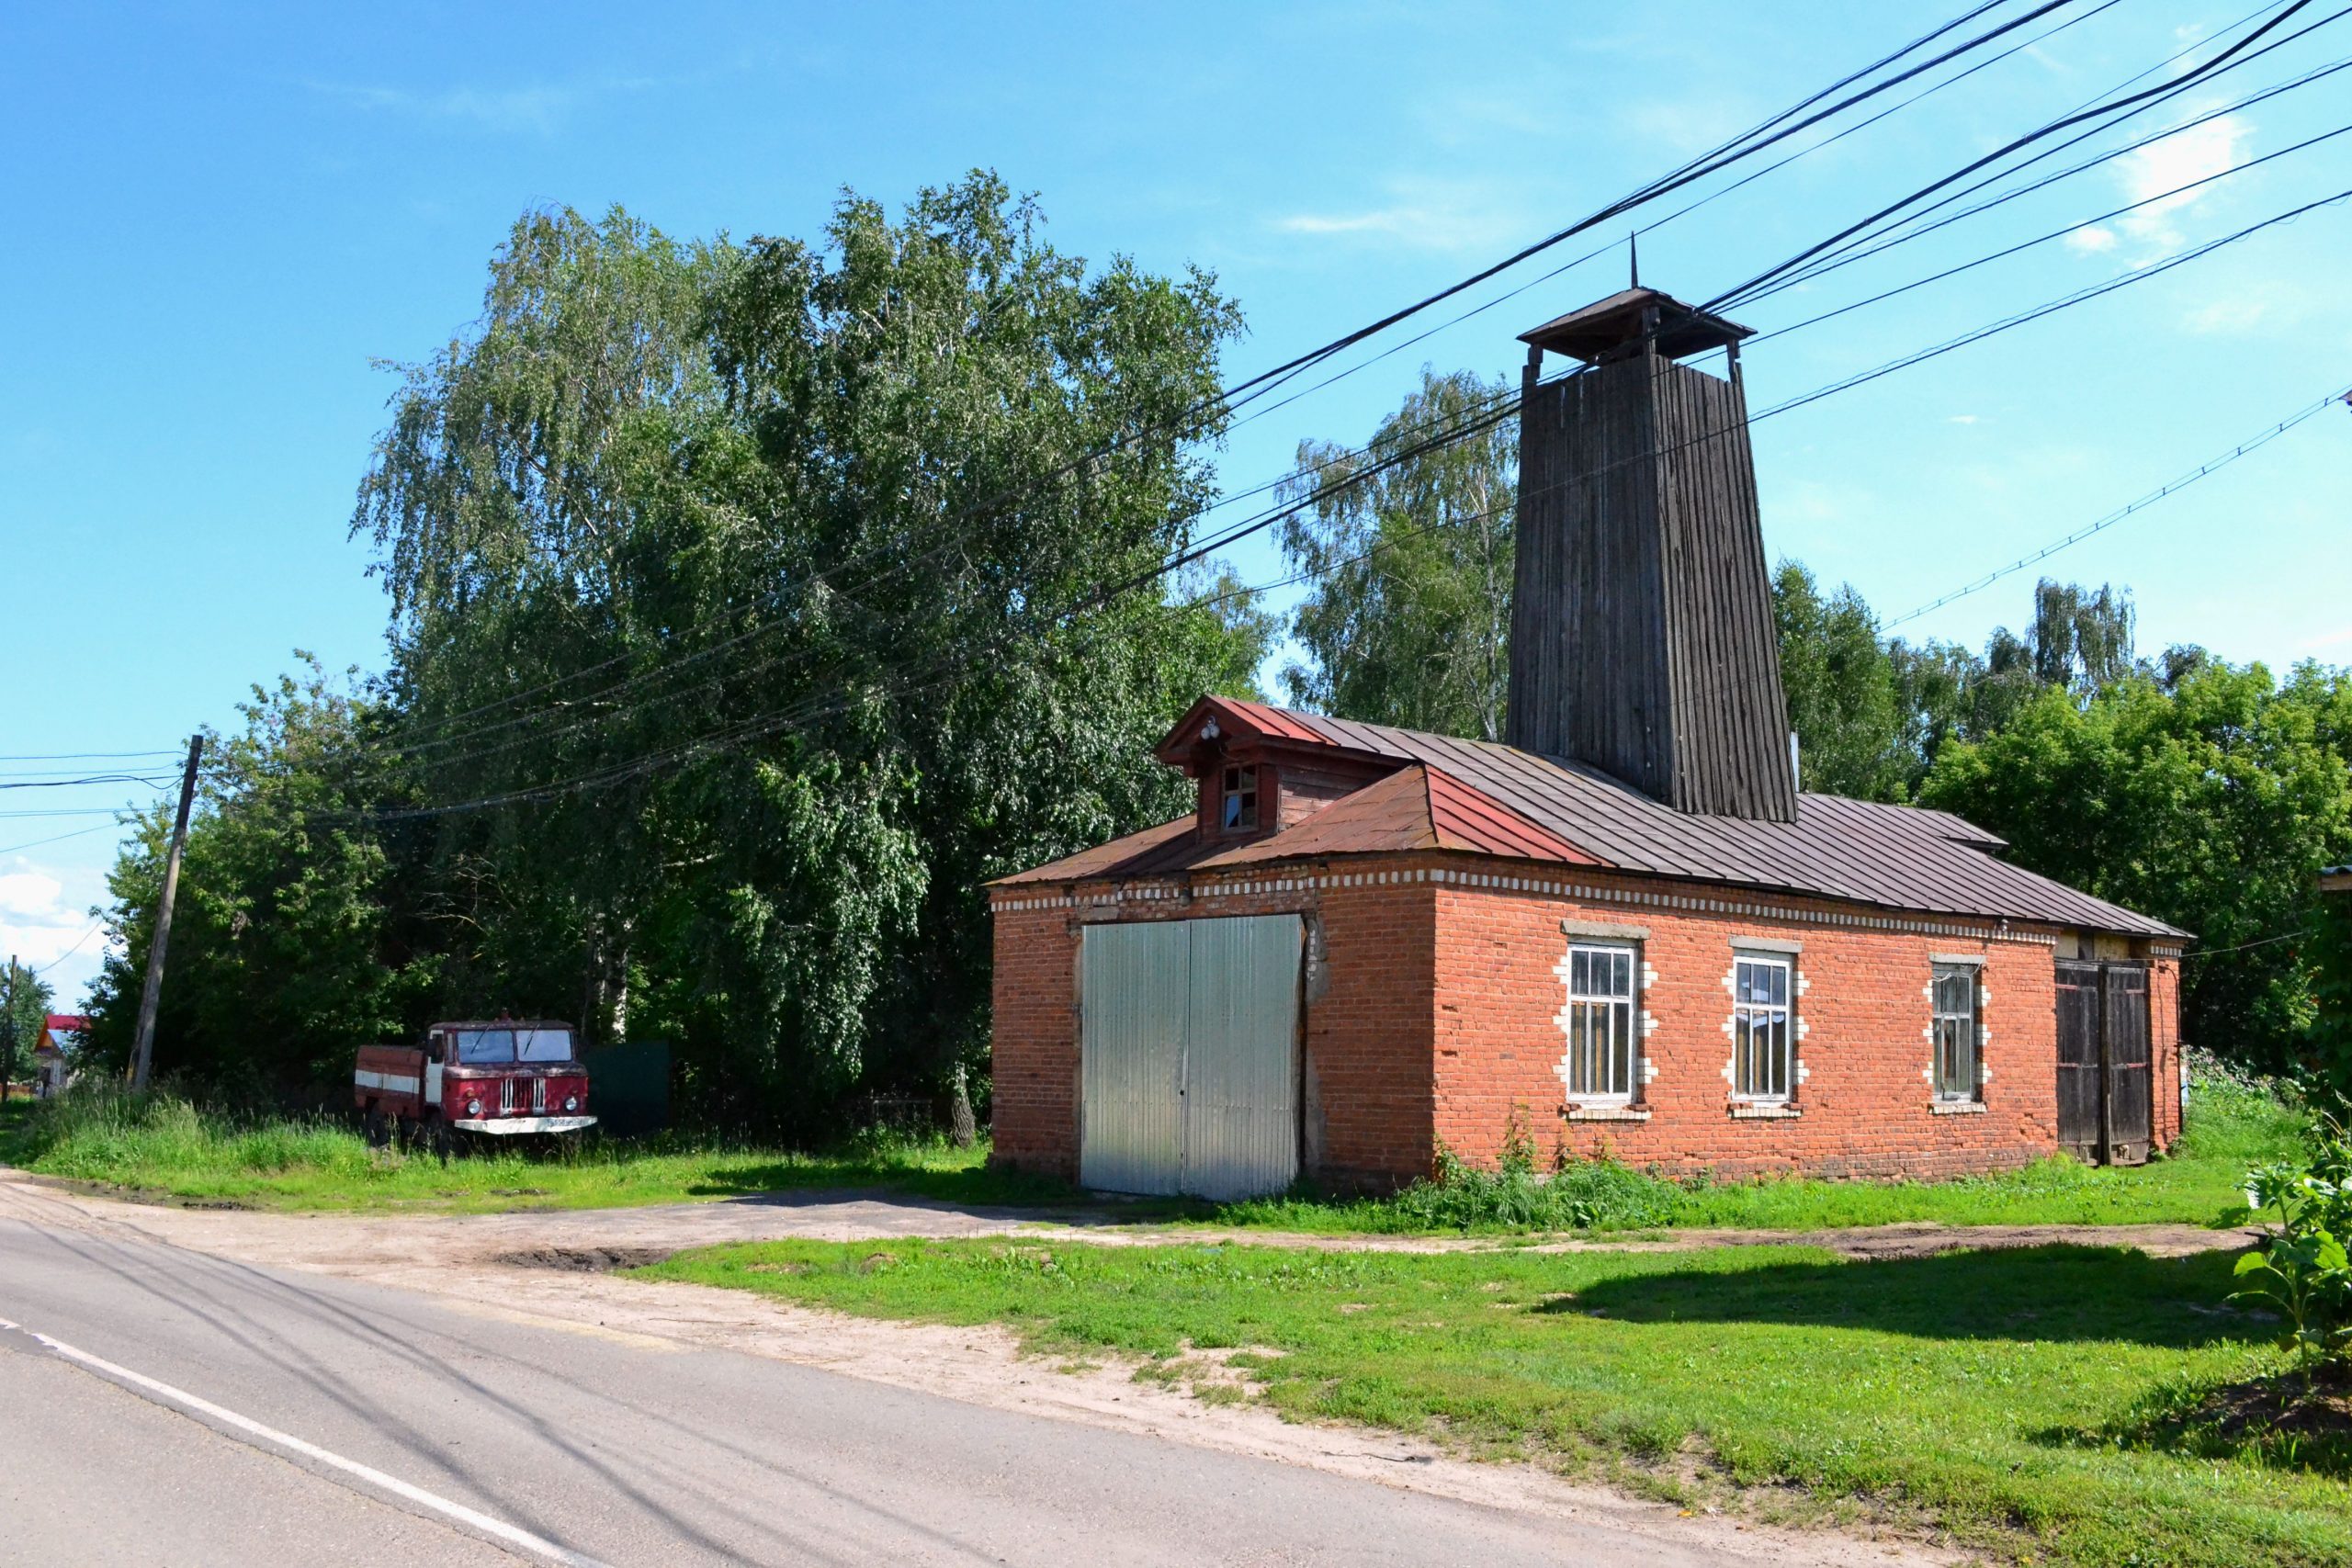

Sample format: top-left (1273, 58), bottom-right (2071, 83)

top-left (4, 959), bottom-right (52, 1088)
top-left (1922, 661), bottom-right (2352, 1071)
top-left (81, 661), bottom-right (433, 1099)
top-left (89, 180), bottom-right (1262, 1128)
top-left (1278, 368), bottom-right (1517, 739)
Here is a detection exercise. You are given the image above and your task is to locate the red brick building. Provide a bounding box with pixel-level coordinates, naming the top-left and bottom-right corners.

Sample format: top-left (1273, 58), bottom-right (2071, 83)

top-left (987, 288), bottom-right (2186, 1198)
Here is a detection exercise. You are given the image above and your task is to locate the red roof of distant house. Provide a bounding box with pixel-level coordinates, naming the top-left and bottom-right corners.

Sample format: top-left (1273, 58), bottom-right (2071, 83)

top-left (45, 1015), bottom-right (90, 1032)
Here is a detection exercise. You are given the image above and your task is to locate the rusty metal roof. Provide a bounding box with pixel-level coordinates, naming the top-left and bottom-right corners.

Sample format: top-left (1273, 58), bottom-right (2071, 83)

top-left (1002, 702), bottom-right (2184, 938)
top-left (1266, 708), bottom-right (2183, 937)
top-left (994, 765), bottom-right (1598, 884)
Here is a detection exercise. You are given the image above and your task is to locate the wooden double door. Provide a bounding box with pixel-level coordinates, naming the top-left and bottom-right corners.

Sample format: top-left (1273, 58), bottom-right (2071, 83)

top-left (2055, 960), bottom-right (2152, 1166)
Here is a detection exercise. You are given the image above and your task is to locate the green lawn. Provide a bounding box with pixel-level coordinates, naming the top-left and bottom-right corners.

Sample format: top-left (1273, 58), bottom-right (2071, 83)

top-left (641, 1233), bottom-right (2349, 1567)
top-left (0, 1090), bottom-right (1044, 1213)
top-left (0, 1077), bottom-right (2301, 1232)
top-left (1216, 1079), bottom-right (2302, 1236)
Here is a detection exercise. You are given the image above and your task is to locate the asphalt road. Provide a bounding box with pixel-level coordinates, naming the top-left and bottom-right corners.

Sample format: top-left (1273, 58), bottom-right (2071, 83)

top-left (0, 1209), bottom-right (1804, 1567)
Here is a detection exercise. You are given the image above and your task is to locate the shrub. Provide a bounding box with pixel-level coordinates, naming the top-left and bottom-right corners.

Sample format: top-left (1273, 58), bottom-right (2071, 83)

top-left (2235, 1114), bottom-right (2352, 1378)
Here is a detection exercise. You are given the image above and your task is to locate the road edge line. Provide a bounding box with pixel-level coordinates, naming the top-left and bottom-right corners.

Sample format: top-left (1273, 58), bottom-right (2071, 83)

top-left (0, 1314), bottom-right (614, 1568)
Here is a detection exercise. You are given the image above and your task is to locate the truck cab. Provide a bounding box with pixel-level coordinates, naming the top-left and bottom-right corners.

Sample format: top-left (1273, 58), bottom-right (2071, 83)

top-left (356, 1018), bottom-right (596, 1149)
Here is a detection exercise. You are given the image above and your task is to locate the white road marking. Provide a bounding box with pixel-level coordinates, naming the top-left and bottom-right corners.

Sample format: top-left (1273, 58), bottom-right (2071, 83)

top-left (0, 1314), bottom-right (615, 1568)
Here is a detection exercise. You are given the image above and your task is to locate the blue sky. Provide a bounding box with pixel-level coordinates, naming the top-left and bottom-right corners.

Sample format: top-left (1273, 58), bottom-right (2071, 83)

top-left (5, 1), bottom-right (2349, 1002)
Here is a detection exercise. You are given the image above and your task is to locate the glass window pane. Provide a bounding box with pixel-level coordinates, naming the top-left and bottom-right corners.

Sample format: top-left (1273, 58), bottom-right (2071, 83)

top-left (457, 1029), bottom-right (514, 1064)
top-left (1611, 952), bottom-right (1631, 996)
top-left (1769, 964), bottom-right (1789, 1006)
top-left (1570, 950), bottom-right (1589, 993)
top-left (516, 1028), bottom-right (573, 1062)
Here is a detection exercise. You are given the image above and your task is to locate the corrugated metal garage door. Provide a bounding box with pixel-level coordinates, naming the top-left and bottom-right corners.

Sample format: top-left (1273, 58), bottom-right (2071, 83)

top-left (1079, 921), bottom-right (1190, 1196)
top-left (1078, 915), bottom-right (1302, 1200)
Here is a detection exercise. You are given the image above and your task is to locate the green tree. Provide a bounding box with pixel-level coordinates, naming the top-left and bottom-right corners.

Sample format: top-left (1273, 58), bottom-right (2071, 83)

top-left (1277, 368), bottom-right (1517, 739)
top-left (3, 959), bottom-right (53, 1093)
top-left (1771, 561), bottom-right (1907, 800)
top-left (82, 660), bottom-right (433, 1099)
top-left (343, 178), bottom-right (1252, 1130)
top-left (1921, 660), bottom-right (2352, 1072)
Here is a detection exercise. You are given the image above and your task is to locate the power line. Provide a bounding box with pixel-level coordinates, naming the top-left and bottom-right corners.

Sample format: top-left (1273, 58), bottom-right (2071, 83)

top-left (31, 923), bottom-right (103, 976)
top-left (0, 825), bottom-right (123, 857)
top-left (357, 166), bottom-right (2348, 827)
top-left (1754, 117), bottom-right (2352, 345)
top-left (0, 774), bottom-right (178, 791)
top-left (365, 0), bottom-right (2085, 758)
top-left (1708, 0), bottom-right (2334, 311)
top-left (0, 750), bottom-right (182, 762)
top-left (1886, 383), bottom-right (2352, 629)
top-left (1747, 45), bottom-right (2352, 305)
top-left (1757, 182), bottom-right (2352, 426)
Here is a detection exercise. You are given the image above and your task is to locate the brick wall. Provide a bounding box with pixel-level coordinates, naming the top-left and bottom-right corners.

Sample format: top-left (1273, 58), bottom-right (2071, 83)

top-left (2151, 955), bottom-right (2183, 1151)
top-left (986, 878), bottom-right (1433, 1187)
top-left (990, 850), bottom-right (2181, 1190)
top-left (988, 904), bottom-right (1081, 1178)
top-left (1431, 882), bottom-right (2064, 1180)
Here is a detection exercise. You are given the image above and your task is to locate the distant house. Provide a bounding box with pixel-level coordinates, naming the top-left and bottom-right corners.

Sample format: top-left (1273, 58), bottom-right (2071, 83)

top-left (987, 286), bottom-right (2186, 1200)
top-left (32, 1013), bottom-right (85, 1098)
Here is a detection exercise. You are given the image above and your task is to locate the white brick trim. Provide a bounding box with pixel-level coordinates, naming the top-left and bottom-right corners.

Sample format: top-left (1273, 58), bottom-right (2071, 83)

top-left (990, 864), bottom-right (2064, 946)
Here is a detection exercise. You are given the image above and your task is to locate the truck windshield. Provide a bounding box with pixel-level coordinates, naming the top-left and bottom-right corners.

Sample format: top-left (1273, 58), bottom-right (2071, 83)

top-left (452, 1027), bottom-right (574, 1064)
top-left (455, 1029), bottom-right (514, 1064)
top-left (516, 1028), bottom-right (574, 1063)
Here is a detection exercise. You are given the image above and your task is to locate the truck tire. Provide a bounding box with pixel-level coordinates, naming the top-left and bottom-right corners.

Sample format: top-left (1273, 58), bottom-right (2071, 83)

top-left (364, 1106), bottom-right (390, 1149)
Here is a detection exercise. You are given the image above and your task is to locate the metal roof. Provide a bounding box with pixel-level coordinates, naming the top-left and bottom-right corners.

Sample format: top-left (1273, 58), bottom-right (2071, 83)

top-left (1519, 287), bottom-right (1754, 363)
top-left (1001, 699), bottom-right (2185, 939)
top-left (1268, 707), bottom-right (2183, 937)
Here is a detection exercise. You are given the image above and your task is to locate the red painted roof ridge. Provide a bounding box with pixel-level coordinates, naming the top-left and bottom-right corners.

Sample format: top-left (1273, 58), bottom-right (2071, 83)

top-left (1424, 765), bottom-right (1605, 866)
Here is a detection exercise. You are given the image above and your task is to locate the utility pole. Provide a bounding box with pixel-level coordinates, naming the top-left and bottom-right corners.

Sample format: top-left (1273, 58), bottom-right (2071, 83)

top-left (2, 954), bottom-right (15, 1106)
top-left (130, 736), bottom-right (203, 1093)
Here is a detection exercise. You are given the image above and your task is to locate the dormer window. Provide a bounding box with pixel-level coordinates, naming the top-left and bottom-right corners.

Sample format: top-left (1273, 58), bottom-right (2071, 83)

top-left (1220, 764), bottom-right (1259, 831)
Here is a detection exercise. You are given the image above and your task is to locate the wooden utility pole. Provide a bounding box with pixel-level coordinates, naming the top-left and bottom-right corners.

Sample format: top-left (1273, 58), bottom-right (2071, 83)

top-left (130, 736), bottom-right (203, 1093)
top-left (2, 954), bottom-right (15, 1105)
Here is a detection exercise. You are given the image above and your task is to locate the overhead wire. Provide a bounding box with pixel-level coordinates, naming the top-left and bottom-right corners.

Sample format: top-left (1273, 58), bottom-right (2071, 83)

top-left (1745, 47), bottom-right (2352, 304)
top-left (1884, 384), bottom-right (2352, 628)
top-left (1707, 0), bottom-right (2331, 310)
top-left (364, 0), bottom-right (2096, 757)
top-left (1752, 118), bottom-right (2352, 344)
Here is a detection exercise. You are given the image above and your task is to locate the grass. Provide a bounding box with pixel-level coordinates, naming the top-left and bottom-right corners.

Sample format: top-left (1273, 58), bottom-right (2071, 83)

top-left (1219, 1077), bottom-right (2305, 1236)
top-left (0, 1088), bottom-right (1053, 1213)
top-left (640, 1232), bottom-right (2352, 1567)
top-left (0, 1075), bottom-right (2303, 1231)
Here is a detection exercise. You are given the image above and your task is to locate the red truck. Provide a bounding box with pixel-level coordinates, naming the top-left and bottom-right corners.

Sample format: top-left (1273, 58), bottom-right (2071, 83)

top-left (355, 1019), bottom-right (596, 1152)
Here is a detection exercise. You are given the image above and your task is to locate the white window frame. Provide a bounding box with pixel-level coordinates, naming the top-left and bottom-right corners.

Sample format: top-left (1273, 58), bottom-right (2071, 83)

top-left (1730, 953), bottom-right (1794, 1103)
top-left (1561, 942), bottom-right (1640, 1102)
top-left (1931, 963), bottom-right (1980, 1101)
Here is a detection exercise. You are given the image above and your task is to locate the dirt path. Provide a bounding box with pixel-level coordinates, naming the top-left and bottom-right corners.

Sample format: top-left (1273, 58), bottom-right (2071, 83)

top-left (12, 1170), bottom-right (2263, 1267)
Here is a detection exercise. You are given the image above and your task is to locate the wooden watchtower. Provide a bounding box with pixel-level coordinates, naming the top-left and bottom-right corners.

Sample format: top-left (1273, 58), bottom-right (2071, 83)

top-left (1507, 287), bottom-right (1797, 822)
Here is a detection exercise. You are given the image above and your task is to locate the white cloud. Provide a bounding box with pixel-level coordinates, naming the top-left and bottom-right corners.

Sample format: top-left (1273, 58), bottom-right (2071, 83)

top-left (1946, 414), bottom-right (1984, 425)
top-left (0, 865), bottom-right (100, 976)
top-left (2065, 225), bottom-right (2119, 254)
top-left (309, 80), bottom-right (585, 134)
top-left (307, 70), bottom-right (692, 136)
top-left (1270, 178), bottom-right (1527, 254)
top-left (2107, 113), bottom-right (2253, 256)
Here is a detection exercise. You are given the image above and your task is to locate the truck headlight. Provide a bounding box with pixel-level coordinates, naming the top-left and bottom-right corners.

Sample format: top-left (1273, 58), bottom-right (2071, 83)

top-left (466, 1097), bottom-right (483, 1116)
top-left (563, 1095), bottom-right (579, 1111)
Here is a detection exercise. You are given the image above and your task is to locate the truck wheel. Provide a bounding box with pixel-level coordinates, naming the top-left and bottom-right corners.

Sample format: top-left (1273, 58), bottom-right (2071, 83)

top-left (364, 1107), bottom-right (390, 1149)
top-left (429, 1119), bottom-right (455, 1163)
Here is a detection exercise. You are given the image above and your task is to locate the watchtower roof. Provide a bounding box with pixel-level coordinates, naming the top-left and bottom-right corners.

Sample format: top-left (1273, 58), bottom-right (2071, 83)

top-left (1519, 287), bottom-right (1753, 364)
